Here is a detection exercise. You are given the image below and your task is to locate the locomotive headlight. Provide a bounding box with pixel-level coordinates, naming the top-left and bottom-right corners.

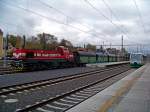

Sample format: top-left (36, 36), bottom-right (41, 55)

top-left (21, 53), bottom-right (26, 57)
top-left (13, 53), bottom-right (16, 56)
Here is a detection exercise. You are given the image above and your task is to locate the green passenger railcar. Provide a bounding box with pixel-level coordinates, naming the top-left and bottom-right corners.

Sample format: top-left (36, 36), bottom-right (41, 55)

top-left (130, 53), bottom-right (144, 68)
top-left (73, 51), bottom-right (96, 66)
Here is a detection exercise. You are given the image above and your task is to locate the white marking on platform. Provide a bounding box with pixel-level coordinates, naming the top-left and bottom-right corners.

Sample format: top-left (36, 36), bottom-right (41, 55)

top-left (15, 109), bottom-right (21, 111)
top-left (53, 101), bottom-right (73, 107)
top-left (4, 98), bottom-right (18, 103)
top-left (66, 96), bottom-right (83, 101)
top-left (42, 99), bottom-right (47, 102)
top-left (41, 86), bottom-right (46, 88)
top-left (22, 85), bottom-right (27, 88)
top-left (84, 89), bottom-right (99, 92)
top-left (23, 90), bottom-right (29, 92)
top-left (75, 92), bottom-right (90, 96)
top-left (71, 94), bottom-right (88, 99)
top-left (0, 95), bottom-right (7, 98)
top-left (16, 87), bottom-right (22, 89)
top-left (37, 107), bottom-right (54, 112)
top-left (2, 89), bottom-right (8, 92)
top-left (28, 84), bottom-right (34, 86)
top-left (60, 99), bottom-right (78, 103)
top-left (46, 104), bottom-right (67, 110)
top-left (9, 93), bottom-right (15, 95)
top-left (46, 85), bottom-right (51, 87)
top-left (30, 88), bottom-right (36, 91)
top-left (9, 88), bottom-right (15, 90)
top-left (26, 105), bottom-right (31, 108)
top-left (28, 84), bottom-right (37, 86)
top-left (76, 92), bottom-right (90, 96)
top-left (79, 91), bottom-right (93, 94)
top-left (36, 87), bottom-right (41, 89)
top-left (36, 102), bottom-right (40, 104)
top-left (17, 91), bottom-right (22, 93)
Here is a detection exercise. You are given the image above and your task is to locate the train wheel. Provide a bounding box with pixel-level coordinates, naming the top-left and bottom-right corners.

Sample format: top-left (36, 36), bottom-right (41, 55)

top-left (19, 64), bottom-right (25, 71)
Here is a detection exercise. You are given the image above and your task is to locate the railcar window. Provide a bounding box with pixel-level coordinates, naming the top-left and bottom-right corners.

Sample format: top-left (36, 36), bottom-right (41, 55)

top-left (131, 54), bottom-right (142, 60)
top-left (26, 52), bottom-right (34, 58)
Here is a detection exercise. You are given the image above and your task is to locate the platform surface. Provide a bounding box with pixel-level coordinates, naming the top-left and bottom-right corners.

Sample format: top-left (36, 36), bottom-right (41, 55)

top-left (66, 63), bottom-right (149, 112)
top-left (86, 61), bottom-right (129, 67)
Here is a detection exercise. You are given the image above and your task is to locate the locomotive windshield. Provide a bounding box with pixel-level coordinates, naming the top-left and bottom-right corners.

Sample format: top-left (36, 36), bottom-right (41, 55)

top-left (130, 54), bottom-right (142, 61)
top-left (26, 52), bottom-right (34, 58)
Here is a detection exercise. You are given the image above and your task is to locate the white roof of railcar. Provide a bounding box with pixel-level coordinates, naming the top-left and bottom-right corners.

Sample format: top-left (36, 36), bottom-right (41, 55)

top-left (130, 53), bottom-right (143, 55)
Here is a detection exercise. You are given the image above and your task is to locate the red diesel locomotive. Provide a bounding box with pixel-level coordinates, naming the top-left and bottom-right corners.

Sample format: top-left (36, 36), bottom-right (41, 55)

top-left (11, 46), bottom-right (74, 70)
top-left (11, 46), bottom-right (129, 70)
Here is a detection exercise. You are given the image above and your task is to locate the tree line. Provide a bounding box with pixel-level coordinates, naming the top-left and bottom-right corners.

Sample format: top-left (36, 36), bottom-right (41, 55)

top-left (4, 33), bottom-right (96, 56)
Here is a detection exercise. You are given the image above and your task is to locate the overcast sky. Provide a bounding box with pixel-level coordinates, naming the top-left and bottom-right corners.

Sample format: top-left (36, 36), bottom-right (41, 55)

top-left (0, 0), bottom-right (150, 52)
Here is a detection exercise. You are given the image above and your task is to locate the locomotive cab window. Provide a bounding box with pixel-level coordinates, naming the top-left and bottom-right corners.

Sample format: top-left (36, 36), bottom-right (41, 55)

top-left (26, 52), bottom-right (34, 58)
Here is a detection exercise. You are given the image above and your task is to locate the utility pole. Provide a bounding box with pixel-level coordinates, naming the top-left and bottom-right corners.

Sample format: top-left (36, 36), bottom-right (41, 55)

top-left (121, 35), bottom-right (123, 52)
top-left (0, 29), bottom-right (3, 59)
top-left (121, 35), bottom-right (124, 56)
top-left (110, 42), bottom-right (112, 49)
top-left (22, 35), bottom-right (26, 49)
top-left (103, 41), bottom-right (104, 50)
top-left (137, 44), bottom-right (139, 53)
top-left (42, 33), bottom-right (46, 50)
top-left (140, 44), bottom-right (142, 53)
top-left (3, 34), bottom-right (8, 67)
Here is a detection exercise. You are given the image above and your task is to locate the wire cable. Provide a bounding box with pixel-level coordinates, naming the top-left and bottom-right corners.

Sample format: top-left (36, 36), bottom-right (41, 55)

top-left (0, 0), bottom-right (113, 43)
top-left (133, 0), bottom-right (146, 34)
top-left (38, 0), bottom-right (112, 42)
top-left (84, 0), bottom-right (141, 44)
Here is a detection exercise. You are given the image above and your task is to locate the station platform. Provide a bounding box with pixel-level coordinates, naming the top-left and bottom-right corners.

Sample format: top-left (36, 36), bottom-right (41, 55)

top-left (86, 61), bottom-right (129, 67)
top-left (66, 63), bottom-right (149, 112)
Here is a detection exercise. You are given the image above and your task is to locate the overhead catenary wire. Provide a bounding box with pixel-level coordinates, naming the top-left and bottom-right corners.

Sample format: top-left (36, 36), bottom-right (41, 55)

top-left (132, 0), bottom-right (146, 34)
top-left (101, 0), bottom-right (128, 32)
top-left (38, 0), bottom-right (113, 42)
top-left (84, 0), bottom-right (142, 45)
top-left (0, 0), bottom-right (113, 43)
top-left (84, 0), bottom-right (126, 33)
top-left (0, 1), bottom-right (86, 33)
top-left (101, 0), bottom-right (120, 21)
top-left (100, 0), bottom-right (139, 44)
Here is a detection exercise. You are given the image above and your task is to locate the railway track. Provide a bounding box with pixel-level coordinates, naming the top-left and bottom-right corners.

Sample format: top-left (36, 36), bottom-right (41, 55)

top-left (0, 64), bottom-right (128, 95)
top-left (32, 69), bottom-right (134, 112)
top-left (0, 66), bottom-right (14, 75)
top-left (0, 64), bottom-right (132, 112)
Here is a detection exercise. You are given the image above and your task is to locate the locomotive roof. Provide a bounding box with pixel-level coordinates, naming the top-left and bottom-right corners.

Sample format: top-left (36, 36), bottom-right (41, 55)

top-left (14, 49), bottom-right (59, 53)
top-left (74, 51), bottom-right (96, 56)
top-left (96, 51), bottom-right (116, 56)
top-left (74, 51), bottom-right (116, 56)
top-left (130, 52), bottom-right (143, 55)
top-left (96, 52), bottom-right (107, 56)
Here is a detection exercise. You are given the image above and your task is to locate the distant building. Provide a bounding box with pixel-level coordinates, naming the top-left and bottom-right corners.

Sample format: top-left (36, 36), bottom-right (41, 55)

top-left (0, 29), bottom-right (3, 59)
top-left (16, 35), bottom-right (22, 49)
